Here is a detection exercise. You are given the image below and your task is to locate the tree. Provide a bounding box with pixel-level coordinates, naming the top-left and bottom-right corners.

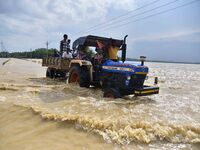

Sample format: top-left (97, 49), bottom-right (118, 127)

top-left (0, 48), bottom-right (58, 58)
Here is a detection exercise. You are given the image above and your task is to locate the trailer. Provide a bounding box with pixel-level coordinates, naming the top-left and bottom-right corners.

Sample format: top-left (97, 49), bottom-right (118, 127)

top-left (42, 57), bottom-right (72, 78)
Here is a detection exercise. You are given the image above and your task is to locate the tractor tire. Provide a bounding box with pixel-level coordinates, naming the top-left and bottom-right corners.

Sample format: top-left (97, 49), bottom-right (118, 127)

top-left (103, 88), bottom-right (121, 98)
top-left (46, 68), bottom-right (55, 79)
top-left (68, 66), bottom-right (90, 88)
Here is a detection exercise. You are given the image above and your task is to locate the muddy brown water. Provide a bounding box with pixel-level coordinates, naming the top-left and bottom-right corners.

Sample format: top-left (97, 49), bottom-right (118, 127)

top-left (0, 58), bottom-right (200, 150)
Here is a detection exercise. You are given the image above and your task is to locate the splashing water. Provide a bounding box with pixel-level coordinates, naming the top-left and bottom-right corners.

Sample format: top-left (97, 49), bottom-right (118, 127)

top-left (0, 58), bottom-right (200, 150)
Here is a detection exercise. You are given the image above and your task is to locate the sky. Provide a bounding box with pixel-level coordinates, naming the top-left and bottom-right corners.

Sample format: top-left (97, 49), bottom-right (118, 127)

top-left (0, 0), bottom-right (200, 63)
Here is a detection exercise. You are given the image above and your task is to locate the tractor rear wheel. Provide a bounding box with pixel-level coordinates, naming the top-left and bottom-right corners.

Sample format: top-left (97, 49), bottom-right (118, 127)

top-left (103, 88), bottom-right (121, 98)
top-left (68, 66), bottom-right (90, 88)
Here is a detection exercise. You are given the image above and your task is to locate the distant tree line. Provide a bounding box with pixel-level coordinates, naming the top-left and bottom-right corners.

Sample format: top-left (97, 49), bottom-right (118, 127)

top-left (0, 48), bottom-right (57, 58)
top-left (2, 48), bottom-right (198, 64)
top-left (0, 47), bottom-right (95, 59)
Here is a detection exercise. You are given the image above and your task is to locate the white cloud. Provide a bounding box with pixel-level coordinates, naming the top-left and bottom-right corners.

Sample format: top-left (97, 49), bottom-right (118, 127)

top-left (0, 0), bottom-right (136, 51)
top-left (131, 29), bottom-right (200, 42)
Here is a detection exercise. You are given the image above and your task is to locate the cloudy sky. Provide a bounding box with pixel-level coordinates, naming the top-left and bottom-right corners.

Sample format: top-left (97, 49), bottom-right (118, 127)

top-left (0, 0), bottom-right (200, 62)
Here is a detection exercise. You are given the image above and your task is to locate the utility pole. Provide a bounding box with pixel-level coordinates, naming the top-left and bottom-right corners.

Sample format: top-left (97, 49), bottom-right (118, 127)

top-left (0, 40), bottom-right (3, 52)
top-left (46, 41), bottom-right (49, 50)
top-left (0, 40), bottom-right (7, 58)
top-left (0, 41), bottom-right (2, 58)
top-left (30, 48), bottom-right (32, 59)
top-left (0, 40), bottom-right (7, 52)
top-left (46, 41), bottom-right (49, 57)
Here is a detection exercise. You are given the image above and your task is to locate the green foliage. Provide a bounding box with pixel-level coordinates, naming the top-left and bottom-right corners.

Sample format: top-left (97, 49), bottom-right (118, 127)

top-left (0, 52), bottom-right (9, 58)
top-left (0, 48), bottom-right (58, 58)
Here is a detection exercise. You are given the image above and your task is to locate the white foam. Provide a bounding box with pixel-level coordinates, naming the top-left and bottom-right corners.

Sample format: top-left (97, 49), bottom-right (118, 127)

top-left (0, 96), bottom-right (6, 102)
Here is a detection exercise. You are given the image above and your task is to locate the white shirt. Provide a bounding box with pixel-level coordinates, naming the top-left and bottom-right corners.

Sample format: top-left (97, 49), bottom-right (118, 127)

top-left (62, 51), bottom-right (71, 58)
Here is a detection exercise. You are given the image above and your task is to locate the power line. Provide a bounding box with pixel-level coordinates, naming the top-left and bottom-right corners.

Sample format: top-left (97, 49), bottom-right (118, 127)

top-left (88, 0), bottom-right (162, 29)
top-left (71, 0), bottom-right (162, 36)
top-left (72, 0), bottom-right (179, 34)
top-left (85, 0), bottom-right (200, 35)
top-left (96, 0), bottom-right (179, 30)
top-left (75, 0), bottom-right (180, 36)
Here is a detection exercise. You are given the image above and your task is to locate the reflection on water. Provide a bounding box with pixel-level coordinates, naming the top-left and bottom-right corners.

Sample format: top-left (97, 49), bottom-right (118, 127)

top-left (0, 58), bottom-right (200, 150)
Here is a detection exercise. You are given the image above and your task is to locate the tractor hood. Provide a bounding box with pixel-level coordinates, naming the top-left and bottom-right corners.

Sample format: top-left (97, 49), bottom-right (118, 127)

top-left (102, 60), bottom-right (148, 75)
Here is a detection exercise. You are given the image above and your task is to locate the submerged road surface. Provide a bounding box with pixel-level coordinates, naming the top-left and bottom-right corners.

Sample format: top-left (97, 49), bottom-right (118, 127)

top-left (0, 58), bottom-right (200, 150)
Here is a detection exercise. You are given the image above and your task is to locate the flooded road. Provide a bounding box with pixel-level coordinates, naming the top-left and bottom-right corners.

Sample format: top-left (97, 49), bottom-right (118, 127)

top-left (0, 58), bottom-right (200, 150)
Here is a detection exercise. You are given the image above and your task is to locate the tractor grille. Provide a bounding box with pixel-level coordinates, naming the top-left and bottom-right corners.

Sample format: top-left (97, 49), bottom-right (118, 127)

top-left (130, 74), bottom-right (146, 88)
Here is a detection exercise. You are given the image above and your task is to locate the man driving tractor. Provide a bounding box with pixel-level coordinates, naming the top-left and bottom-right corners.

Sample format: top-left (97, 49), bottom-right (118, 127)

top-left (95, 39), bottom-right (121, 63)
top-left (108, 40), bottom-right (121, 61)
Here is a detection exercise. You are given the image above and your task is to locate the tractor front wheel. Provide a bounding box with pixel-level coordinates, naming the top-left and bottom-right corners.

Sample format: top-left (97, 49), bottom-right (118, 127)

top-left (103, 88), bottom-right (121, 98)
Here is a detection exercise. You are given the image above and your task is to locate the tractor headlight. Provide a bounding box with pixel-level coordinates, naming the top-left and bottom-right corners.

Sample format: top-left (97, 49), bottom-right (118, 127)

top-left (127, 76), bottom-right (131, 80)
top-left (121, 67), bottom-right (134, 72)
top-left (102, 66), bottom-right (134, 72)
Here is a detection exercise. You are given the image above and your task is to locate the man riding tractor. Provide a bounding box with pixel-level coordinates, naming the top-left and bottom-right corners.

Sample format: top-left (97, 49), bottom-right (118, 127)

top-left (66, 35), bottom-right (159, 98)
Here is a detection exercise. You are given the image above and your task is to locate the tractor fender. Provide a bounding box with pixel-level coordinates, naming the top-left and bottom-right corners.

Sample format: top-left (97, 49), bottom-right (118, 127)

top-left (69, 60), bottom-right (93, 82)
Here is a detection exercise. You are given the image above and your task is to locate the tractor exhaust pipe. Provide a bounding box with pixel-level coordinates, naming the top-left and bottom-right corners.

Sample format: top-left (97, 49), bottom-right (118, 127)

top-left (140, 56), bottom-right (146, 66)
top-left (124, 35), bottom-right (128, 43)
top-left (154, 77), bottom-right (158, 85)
top-left (122, 35), bottom-right (128, 63)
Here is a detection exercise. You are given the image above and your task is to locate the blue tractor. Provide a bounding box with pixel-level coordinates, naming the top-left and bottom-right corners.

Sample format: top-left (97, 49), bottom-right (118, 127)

top-left (68, 35), bottom-right (159, 98)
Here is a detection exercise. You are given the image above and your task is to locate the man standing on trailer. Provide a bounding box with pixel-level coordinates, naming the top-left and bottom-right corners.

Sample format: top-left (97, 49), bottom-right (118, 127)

top-left (60, 34), bottom-right (70, 56)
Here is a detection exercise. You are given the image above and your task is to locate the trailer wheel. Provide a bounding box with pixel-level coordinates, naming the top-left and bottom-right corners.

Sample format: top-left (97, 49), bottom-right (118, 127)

top-left (54, 70), bottom-right (66, 78)
top-left (46, 68), bottom-right (54, 78)
top-left (68, 66), bottom-right (90, 88)
top-left (103, 88), bottom-right (121, 98)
